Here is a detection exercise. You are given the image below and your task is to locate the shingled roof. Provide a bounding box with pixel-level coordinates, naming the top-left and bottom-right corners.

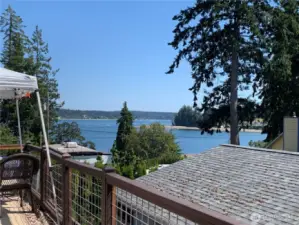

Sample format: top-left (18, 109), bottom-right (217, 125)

top-left (136, 144), bottom-right (299, 225)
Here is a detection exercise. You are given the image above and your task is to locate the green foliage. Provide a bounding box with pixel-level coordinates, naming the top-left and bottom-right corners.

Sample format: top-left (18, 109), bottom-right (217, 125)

top-left (135, 161), bottom-right (147, 178)
top-left (51, 122), bottom-right (95, 149)
top-left (198, 98), bottom-right (260, 134)
top-left (71, 169), bottom-right (101, 225)
top-left (146, 158), bottom-right (159, 168)
top-left (116, 102), bottom-right (133, 149)
top-left (0, 125), bottom-right (19, 156)
top-left (157, 152), bottom-right (183, 164)
top-left (111, 102), bottom-right (138, 179)
top-left (111, 102), bottom-right (136, 167)
top-left (0, 125), bottom-right (34, 153)
top-left (0, 5), bottom-right (29, 136)
top-left (83, 141), bottom-right (96, 150)
top-left (110, 141), bottom-right (119, 164)
top-left (51, 122), bottom-right (84, 143)
top-left (257, 1), bottom-right (299, 141)
top-left (168, 1), bottom-right (299, 143)
top-left (111, 104), bottom-right (182, 179)
top-left (167, 1), bottom-right (271, 144)
top-left (94, 156), bottom-right (104, 169)
top-left (0, 125), bottom-right (17, 145)
top-left (135, 123), bottom-right (181, 160)
top-left (119, 165), bottom-right (134, 179)
top-left (148, 165), bottom-right (158, 173)
top-left (26, 25), bottom-right (63, 143)
top-left (173, 105), bottom-right (201, 127)
top-left (0, 5), bottom-right (27, 70)
top-left (124, 123), bottom-right (182, 176)
top-left (0, 6), bottom-right (66, 147)
top-left (248, 140), bottom-right (268, 148)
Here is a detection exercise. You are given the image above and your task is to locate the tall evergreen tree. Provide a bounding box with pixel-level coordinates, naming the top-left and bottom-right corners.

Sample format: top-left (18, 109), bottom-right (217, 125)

top-left (257, 0), bottom-right (299, 141)
top-left (167, 1), bottom-right (270, 144)
top-left (27, 26), bottom-right (63, 143)
top-left (111, 102), bottom-right (135, 166)
top-left (0, 6), bottom-right (94, 148)
top-left (0, 5), bottom-right (27, 70)
top-left (0, 5), bottom-right (29, 135)
top-left (0, 6), bottom-right (63, 145)
top-left (116, 102), bottom-right (134, 150)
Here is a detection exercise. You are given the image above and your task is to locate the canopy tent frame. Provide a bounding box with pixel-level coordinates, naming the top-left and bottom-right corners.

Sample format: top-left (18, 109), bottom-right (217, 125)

top-left (0, 68), bottom-right (60, 225)
top-left (16, 98), bottom-right (22, 152)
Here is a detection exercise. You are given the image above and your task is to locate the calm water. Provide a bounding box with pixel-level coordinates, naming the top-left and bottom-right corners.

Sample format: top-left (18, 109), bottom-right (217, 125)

top-left (62, 119), bottom-right (266, 154)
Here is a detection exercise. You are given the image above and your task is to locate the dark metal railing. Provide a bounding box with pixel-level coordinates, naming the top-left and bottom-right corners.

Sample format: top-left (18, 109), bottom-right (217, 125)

top-left (21, 144), bottom-right (245, 225)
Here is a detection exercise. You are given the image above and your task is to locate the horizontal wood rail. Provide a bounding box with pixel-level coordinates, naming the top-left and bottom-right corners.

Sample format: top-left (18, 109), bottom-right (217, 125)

top-left (23, 144), bottom-right (245, 225)
top-left (0, 144), bottom-right (23, 150)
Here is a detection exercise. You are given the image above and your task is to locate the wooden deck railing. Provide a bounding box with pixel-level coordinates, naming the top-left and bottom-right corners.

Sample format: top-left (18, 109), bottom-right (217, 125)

top-left (21, 144), bottom-right (244, 225)
top-left (0, 144), bottom-right (23, 150)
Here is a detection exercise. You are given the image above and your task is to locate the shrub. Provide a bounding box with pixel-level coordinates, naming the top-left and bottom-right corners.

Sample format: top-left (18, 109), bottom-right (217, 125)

top-left (135, 161), bottom-right (147, 178)
top-left (121, 165), bottom-right (134, 179)
top-left (248, 140), bottom-right (268, 148)
top-left (158, 153), bottom-right (184, 164)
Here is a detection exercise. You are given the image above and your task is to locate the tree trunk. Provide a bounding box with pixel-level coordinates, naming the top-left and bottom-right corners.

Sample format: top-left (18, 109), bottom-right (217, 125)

top-left (230, 6), bottom-right (240, 145)
top-left (230, 49), bottom-right (239, 145)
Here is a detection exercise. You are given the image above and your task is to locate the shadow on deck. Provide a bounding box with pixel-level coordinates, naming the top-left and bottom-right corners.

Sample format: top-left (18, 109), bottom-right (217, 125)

top-left (1, 196), bottom-right (48, 225)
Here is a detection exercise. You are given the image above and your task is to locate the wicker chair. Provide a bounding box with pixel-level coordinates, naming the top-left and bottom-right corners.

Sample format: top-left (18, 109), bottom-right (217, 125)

top-left (0, 153), bottom-right (39, 217)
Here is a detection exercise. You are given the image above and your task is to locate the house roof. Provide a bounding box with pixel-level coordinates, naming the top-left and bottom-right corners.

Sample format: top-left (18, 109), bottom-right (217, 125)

top-left (136, 144), bottom-right (299, 225)
top-left (49, 144), bottom-right (98, 156)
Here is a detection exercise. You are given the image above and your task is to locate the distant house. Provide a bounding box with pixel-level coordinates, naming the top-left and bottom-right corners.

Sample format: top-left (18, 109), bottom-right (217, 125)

top-left (267, 117), bottom-right (299, 152)
top-left (119, 144), bottom-right (299, 224)
top-left (49, 143), bottom-right (111, 165)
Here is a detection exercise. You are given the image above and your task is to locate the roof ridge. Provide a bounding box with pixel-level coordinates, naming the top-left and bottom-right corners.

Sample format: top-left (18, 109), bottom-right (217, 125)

top-left (220, 144), bottom-right (299, 156)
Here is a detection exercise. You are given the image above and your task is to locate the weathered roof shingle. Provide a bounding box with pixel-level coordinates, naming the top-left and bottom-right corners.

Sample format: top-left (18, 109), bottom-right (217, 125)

top-left (137, 145), bottom-right (299, 225)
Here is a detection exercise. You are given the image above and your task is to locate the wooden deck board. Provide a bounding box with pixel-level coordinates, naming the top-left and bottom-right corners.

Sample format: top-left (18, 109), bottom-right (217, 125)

top-left (0, 197), bottom-right (48, 225)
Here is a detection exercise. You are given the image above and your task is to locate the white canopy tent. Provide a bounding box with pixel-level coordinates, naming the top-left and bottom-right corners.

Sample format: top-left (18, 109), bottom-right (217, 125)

top-left (0, 68), bottom-right (38, 99)
top-left (0, 67), bottom-right (59, 224)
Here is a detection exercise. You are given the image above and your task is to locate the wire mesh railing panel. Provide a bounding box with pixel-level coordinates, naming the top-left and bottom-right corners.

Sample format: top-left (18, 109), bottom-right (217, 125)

top-left (45, 160), bottom-right (63, 215)
top-left (70, 169), bottom-right (103, 225)
top-left (111, 188), bottom-right (197, 225)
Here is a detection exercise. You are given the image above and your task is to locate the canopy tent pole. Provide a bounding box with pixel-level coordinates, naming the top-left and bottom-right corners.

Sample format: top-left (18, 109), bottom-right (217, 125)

top-left (36, 90), bottom-right (60, 225)
top-left (0, 67), bottom-right (59, 224)
top-left (16, 99), bottom-right (23, 153)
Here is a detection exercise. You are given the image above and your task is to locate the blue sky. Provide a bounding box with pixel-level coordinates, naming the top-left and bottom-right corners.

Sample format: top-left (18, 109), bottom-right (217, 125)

top-left (1, 0), bottom-right (204, 112)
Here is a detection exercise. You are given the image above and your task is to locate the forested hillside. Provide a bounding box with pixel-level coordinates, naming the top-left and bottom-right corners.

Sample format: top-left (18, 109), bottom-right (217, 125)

top-left (59, 109), bottom-right (175, 120)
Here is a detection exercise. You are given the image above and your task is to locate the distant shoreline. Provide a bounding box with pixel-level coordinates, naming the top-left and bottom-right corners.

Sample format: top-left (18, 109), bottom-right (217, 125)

top-left (135, 125), bottom-right (262, 133)
top-left (166, 126), bottom-right (262, 133)
top-left (60, 118), bottom-right (117, 120)
top-left (59, 119), bottom-right (262, 133)
top-left (59, 118), bottom-right (171, 121)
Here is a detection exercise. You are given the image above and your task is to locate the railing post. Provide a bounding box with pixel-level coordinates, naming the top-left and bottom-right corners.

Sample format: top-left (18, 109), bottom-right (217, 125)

top-left (62, 153), bottom-right (71, 225)
top-left (40, 147), bottom-right (46, 210)
top-left (101, 166), bottom-right (116, 225)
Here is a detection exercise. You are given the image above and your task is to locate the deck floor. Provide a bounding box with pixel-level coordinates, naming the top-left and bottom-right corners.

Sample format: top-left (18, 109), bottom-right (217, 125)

top-left (0, 196), bottom-right (48, 225)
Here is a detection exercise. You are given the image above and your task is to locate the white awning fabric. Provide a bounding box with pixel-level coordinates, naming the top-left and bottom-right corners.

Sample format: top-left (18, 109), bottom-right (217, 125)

top-left (0, 68), bottom-right (38, 99)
